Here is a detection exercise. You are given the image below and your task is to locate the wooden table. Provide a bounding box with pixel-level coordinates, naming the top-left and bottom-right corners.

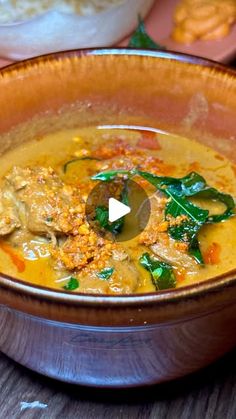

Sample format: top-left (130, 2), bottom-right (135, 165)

top-left (0, 348), bottom-right (235, 418)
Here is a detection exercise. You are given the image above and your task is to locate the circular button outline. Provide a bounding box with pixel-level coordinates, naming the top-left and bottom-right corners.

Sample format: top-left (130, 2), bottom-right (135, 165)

top-left (85, 179), bottom-right (151, 242)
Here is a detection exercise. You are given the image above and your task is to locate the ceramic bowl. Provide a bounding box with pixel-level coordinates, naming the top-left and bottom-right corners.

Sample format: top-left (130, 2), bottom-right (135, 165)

top-left (0, 49), bottom-right (235, 387)
top-left (0, 0), bottom-right (154, 60)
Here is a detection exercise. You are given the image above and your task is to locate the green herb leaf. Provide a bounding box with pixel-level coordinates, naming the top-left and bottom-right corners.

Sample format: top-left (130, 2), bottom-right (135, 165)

top-left (96, 267), bottom-right (114, 280)
top-left (165, 190), bottom-right (208, 264)
top-left (136, 171), bottom-right (206, 263)
top-left (137, 170), bottom-right (235, 219)
top-left (136, 171), bottom-right (206, 197)
top-left (95, 205), bottom-right (124, 234)
top-left (194, 187), bottom-right (235, 222)
top-left (165, 189), bottom-right (209, 224)
top-left (95, 182), bottom-right (129, 235)
top-left (63, 277), bottom-right (79, 291)
top-left (137, 170), bottom-right (209, 239)
top-left (121, 179), bottom-right (129, 206)
top-left (179, 172), bottom-right (207, 196)
top-left (129, 16), bottom-right (165, 50)
top-left (188, 238), bottom-right (204, 265)
top-left (140, 253), bottom-right (176, 290)
top-left (137, 170), bottom-right (235, 263)
top-left (63, 157), bottom-right (101, 173)
top-left (92, 169), bottom-right (131, 182)
top-left (95, 206), bottom-right (109, 229)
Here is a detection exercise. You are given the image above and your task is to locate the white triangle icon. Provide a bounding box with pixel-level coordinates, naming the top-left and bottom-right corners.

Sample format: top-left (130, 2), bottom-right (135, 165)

top-left (108, 198), bottom-right (131, 223)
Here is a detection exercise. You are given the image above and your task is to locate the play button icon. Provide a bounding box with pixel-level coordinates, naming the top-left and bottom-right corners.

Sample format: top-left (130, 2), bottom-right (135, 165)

top-left (108, 198), bottom-right (131, 223)
top-left (85, 178), bottom-right (150, 241)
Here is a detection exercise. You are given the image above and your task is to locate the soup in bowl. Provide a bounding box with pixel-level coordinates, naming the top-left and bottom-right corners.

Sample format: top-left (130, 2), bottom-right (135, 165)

top-left (0, 124), bottom-right (236, 294)
top-left (0, 49), bottom-right (235, 386)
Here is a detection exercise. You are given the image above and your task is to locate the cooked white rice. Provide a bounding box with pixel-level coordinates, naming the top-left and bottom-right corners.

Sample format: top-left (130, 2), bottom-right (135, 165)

top-left (0, 0), bottom-right (124, 23)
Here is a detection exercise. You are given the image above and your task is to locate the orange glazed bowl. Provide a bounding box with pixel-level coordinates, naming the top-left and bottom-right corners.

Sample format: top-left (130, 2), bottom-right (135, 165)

top-left (0, 49), bottom-right (235, 387)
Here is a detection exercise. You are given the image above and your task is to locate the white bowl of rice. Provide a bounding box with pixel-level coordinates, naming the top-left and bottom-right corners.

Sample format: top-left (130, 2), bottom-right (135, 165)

top-left (0, 0), bottom-right (155, 60)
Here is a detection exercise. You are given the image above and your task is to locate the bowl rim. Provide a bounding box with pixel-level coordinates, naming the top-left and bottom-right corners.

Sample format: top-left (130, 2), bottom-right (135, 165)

top-left (0, 47), bottom-right (236, 307)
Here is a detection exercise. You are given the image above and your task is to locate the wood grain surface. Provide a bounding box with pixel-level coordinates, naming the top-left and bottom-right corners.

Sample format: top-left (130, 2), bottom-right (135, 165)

top-left (0, 348), bottom-right (235, 419)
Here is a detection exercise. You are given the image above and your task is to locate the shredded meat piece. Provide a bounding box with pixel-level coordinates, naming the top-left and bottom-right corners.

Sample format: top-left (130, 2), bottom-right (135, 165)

top-left (0, 190), bottom-right (21, 235)
top-left (150, 240), bottom-right (198, 273)
top-left (106, 258), bottom-right (139, 294)
top-left (1, 166), bottom-right (84, 237)
top-left (77, 258), bottom-right (139, 294)
top-left (81, 256), bottom-right (139, 294)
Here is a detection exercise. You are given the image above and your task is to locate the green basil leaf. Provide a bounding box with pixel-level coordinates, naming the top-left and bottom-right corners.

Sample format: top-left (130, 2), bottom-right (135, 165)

top-left (95, 205), bottom-right (124, 235)
top-left (136, 170), bottom-right (179, 191)
top-left (129, 17), bottom-right (165, 50)
top-left (63, 157), bottom-right (101, 173)
top-left (137, 170), bottom-right (235, 263)
top-left (137, 170), bottom-right (235, 219)
top-left (136, 171), bottom-right (206, 197)
top-left (140, 253), bottom-right (176, 290)
top-left (137, 170), bottom-right (209, 264)
top-left (91, 169), bottom-right (131, 182)
top-left (95, 206), bottom-right (109, 229)
top-left (177, 172), bottom-right (207, 196)
top-left (121, 180), bottom-right (129, 206)
top-left (194, 187), bottom-right (235, 222)
top-left (138, 171), bottom-right (209, 242)
top-left (63, 277), bottom-right (79, 291)
top-left (96, 267), bottom-right (114, 280)
top-left (95, 181), bottom-right (129, 235)
top-left (165, 189), bottom-right (209, 224)
top-left (165, 190), bottom-right (208, 264)
top-left (188, 238), bottom-right (204, 265)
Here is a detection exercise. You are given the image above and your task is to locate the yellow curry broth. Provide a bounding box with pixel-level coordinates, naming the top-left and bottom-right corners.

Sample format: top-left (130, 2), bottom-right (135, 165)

top-left (0, 126), bottom-right (235, 293)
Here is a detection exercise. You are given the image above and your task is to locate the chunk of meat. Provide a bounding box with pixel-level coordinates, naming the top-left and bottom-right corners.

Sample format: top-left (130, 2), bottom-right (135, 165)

top-left (107, 258), bottom-right (139, 294)
top-left (138, 192), bottom-right (167, 233)
top-left (1, 166), bottom-right (84, 237)
top-left (0, 190), bottom-right (20, 235)
top-left (150, 239), bottom-right (198, 273)
top-left (75, 275), bottom-right (110, 294)
top-left (139, 192), bottom-right (198, 273)
top-left (77, 258), bottom-right (139, 295)
top-left (53, 234), bottom-right (139, 294)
